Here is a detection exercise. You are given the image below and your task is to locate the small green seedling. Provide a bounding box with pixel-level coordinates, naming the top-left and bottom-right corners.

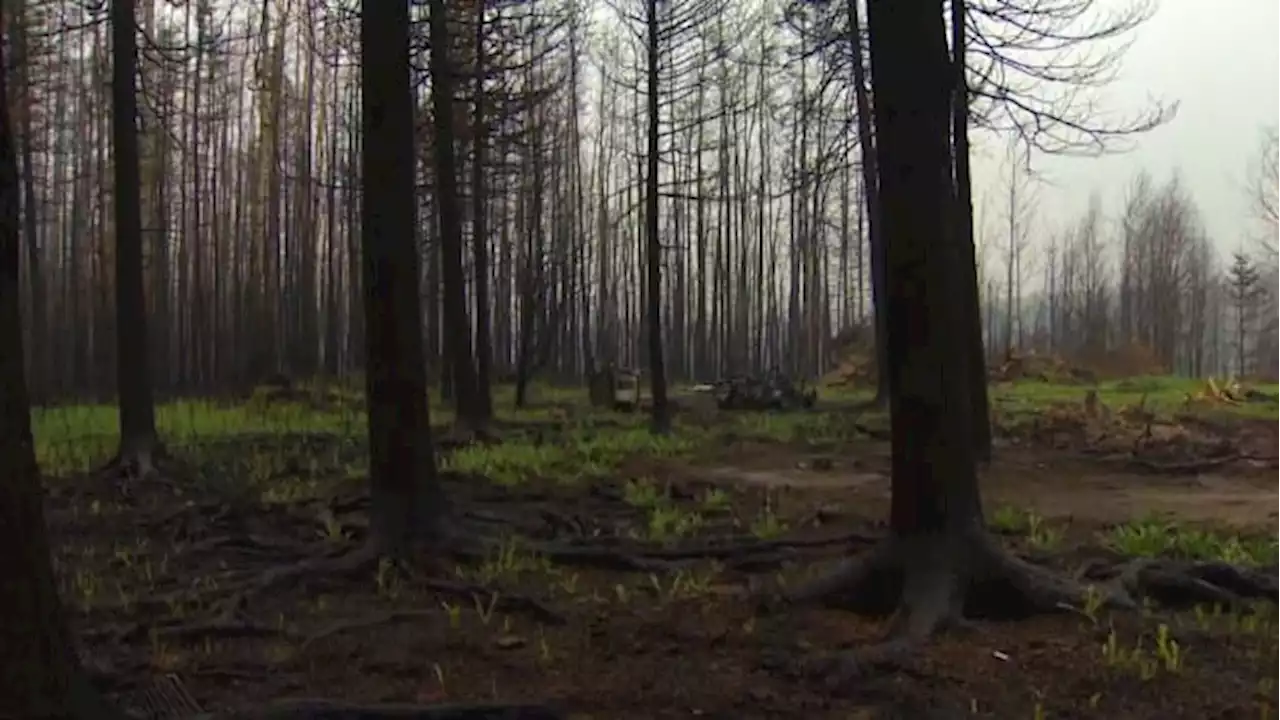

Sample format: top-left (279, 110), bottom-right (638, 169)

top-left (473, 591), bottom-right (500, 625)
top-left (441, 601), bottom-right (462, 630)
top-left (1154, 623), bottom-right (1182, 672)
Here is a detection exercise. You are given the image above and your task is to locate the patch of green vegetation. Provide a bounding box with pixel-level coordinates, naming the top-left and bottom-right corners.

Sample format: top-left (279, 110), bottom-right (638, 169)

top-left (1102, 517), bottom-right (1278, 566)
top-left (444, 424), bottom-right (697, 485)
top-left (986, 506), bottom-right (1062, 550)
top-left (1100, 622), bottom-right (1184, 680)
top-left (622, 478), bottom-right (666, 508)
top-left (637, 504), bottom-right (705, 543)
top-left (989, 505), bottom-right (1027, 533)
top-left (722, 410), bottom-right (869, 446)
top-left (749, 505), bottom-right (788, 540)
top-left (458, 535), bottom-right (552, 586)
top-left (993, 374), bottom-right (1279, 423)
top-left (700, 487), bottom-right (732, 511)
top-left (32, 399), bottom-right (364, 475)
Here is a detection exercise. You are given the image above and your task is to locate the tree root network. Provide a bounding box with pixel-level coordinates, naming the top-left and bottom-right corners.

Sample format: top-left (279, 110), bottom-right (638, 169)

top-left (765, 529), bottom-right (1277, 685)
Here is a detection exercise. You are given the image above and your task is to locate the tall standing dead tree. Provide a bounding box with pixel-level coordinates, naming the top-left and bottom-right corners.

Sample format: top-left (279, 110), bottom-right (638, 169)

top-left (429, 0), bottom-right (485, 436)
top-left (779, 0), bottom-right (1120, 672)
top-left (108, 0), bottom-right (162, 479)
top-left (0, 18), bottom-right (127, 717)
top-left (362, 0), bottom-right (445, 554)
top-left (643, 0), bottom-right (671, 434)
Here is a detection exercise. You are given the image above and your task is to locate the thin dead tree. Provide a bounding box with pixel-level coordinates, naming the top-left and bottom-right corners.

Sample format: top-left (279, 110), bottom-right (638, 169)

top-left (107, 0), bottom-right (163, 479)
top-left (1249, 125), bottom-right (1278, 261)
top-left (0, 18), bottom-right (128, 717)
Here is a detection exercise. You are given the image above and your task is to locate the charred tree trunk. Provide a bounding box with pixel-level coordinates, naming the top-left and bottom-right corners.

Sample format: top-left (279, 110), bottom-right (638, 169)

top-left (846, 0), bottom-right (889, 407)
top-left (644, 0), bottom-right (671, 434)
top-left (12, 0), bottom-right (44, 405)
top-left (362, 0), bottom-right (444, 553)
top-left (428, 0), bottom-right (482, 434)
top-left (784, 0), bottom-right (1113, 663)
top-left (0, 30), bottom-right (125, 718)
top-left (949, 0), bottom-right (993, 463)
top-left (469, 3), bottom-right (494, 425)
top-left (109, 0), bottom-right (161, 476)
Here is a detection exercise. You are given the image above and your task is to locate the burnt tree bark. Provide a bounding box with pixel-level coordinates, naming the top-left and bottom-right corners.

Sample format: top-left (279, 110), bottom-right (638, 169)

top-left (428, 0), bottom-right (483, 434)
top-left (0, 25), bottom-right (125, 718)
top-left (845, 0), bottom-right (889, 407)
top-left (949, 0), bottom-right (993, 463)
top-left (362, 0), bottom-right (445, 554)
top-left (12, 0), bottom-right (44, 405)
top-left (109, 0), bottom-right (161, 477)
top-left (469, 2), bottom-right (494, 425)
top-left (643, 0), bottom-right (671, 434)
top-left (784, 0), bottom-right (1108, 664)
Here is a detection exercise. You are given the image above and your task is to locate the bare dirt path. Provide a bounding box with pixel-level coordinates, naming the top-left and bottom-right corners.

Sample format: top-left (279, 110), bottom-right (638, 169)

top-left (691, 444), bottom-right (1279, 528)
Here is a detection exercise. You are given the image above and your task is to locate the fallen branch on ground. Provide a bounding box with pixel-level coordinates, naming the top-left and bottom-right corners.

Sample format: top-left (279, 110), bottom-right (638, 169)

top-left (204, 699), bottom-right (566, 720)
top-left (1123, 454), bottom-right (1241, 476)
top-left (114, 617), bottom-right (303, 645)
top-left (210, 539), bottom-right (564, 628)
top-left (504, 530), bottom-right (877, 572)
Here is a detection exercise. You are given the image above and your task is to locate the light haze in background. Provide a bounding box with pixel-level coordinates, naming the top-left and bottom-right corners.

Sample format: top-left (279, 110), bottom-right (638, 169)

top-left (970, 0), bottom-right (1280, 263)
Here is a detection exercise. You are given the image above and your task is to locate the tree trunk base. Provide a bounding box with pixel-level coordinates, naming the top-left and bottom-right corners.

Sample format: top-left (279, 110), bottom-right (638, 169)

top-left (784, 530), bottom-right (1130, 631)
top-left (98, 436), bottom-right (171, 487)
top-left (215, 698), bottom-right (566, 720)
top-left (773, 530), bottom-right (1117, 684)
top-left (772, 529), bottom-right (1275, 684)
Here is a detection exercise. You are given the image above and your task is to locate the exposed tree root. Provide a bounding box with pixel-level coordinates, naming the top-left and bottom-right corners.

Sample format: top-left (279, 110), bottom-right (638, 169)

top-left (114, 617), bottom-right (303, 645)
top-left (1123, 454), bottom-right (1241, 476)
top-left (212, 539), bottom-right (564, 629)
top-left (1088, 557), bottom-right (1278, 609)
top-left (771, 531), bottom-right (1134, 682)
top-left (771, 529), bottom-right (1277, 684)
top-left (96, 438), bottom-right (190, 503)
top-left (507, 530), bottom-right (875, 573)
top-left (98, 440), bottom-right (167, 483)
top-left (215, 543), bottom-right (383, 621)
top-left (213, 698), bottom-right (565, 720)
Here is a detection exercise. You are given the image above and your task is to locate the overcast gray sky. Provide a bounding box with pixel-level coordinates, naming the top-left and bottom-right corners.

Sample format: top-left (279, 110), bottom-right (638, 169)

top-left (968, 0), bottom-right (1280, 262)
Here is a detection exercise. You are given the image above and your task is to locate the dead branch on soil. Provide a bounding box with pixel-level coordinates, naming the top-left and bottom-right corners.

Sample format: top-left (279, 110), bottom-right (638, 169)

top-left (189, 538), bottom-right (564, 635)
top-left (129, 675), bottom-right (566, 720)
top-left (507, 530), bottom-right (877, 573)
top-left (114, 617), bottom-right (303, 645)
top-left (1099, 558), bottom-right (1278, 609)
top-left (209, 699), bottom-right (566, 720)
top-left (215, 542), bottom-right (383, 621)
top-left (298, 590), bottom-right (561, 650)
top-left (1120, 454), bottom-right (1243, 475)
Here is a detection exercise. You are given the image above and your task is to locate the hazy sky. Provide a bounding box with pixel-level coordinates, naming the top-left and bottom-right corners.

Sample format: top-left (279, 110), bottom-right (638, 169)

top-left (967, 0), bottom-right (1279, 263)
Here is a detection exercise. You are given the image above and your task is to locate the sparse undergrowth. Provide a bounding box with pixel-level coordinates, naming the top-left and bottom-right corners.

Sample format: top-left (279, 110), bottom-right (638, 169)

top-left (33, 379), bottom-right (1280, 719)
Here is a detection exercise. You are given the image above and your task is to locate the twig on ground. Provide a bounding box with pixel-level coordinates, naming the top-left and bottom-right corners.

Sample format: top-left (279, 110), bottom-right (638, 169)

top-left (205, 699), bottom-right (566, 720)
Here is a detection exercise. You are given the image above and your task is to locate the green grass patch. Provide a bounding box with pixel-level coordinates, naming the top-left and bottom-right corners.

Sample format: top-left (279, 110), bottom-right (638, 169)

top-left (33, 400), bottom-right (365, 475)
top-left (1102, 517), bottom-right (1278, 566)
top-left (443, 423), bottom-right (699, 486)
top-left (992, 374), bottom-right (1279, 423)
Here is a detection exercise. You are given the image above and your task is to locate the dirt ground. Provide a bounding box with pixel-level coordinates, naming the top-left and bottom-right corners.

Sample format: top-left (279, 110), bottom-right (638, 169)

top-left (49, 418), bottom-right (1279, 720)
top-left (683, 442), bottom-right (1280, 528)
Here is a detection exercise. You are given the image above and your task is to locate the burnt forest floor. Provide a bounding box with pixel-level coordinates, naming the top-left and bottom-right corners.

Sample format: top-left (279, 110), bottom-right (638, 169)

top-left (35, 381), bottom-right (1280, 719)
